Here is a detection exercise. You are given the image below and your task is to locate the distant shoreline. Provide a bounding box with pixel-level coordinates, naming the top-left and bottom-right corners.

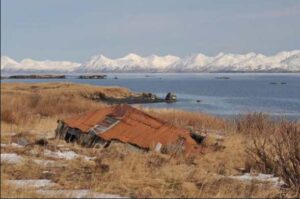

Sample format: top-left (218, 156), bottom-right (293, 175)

top-left (1, 71), bottom-right (300, 79)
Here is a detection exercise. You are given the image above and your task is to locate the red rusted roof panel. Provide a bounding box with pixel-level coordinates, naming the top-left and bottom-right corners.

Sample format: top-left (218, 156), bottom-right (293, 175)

top-left (63, 107), bottom-right (114, 132)
top-left (61, 104), bottom-right (199, 153)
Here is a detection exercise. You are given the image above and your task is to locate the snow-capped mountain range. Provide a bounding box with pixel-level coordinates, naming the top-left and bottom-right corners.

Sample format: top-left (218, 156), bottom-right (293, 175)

top-left (1, 50), bottom-right (300, 74)
top-left (1, 56), bottom-right (81, 74)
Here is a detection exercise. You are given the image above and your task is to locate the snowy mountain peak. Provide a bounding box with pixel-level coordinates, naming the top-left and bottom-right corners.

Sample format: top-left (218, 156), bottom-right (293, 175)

top-left (1, 56), bottom-right (19, 69)
top-left (123, 53), bottom-right (141, 60)
top-left (98, 54), bottom-right (109, 59)
top-left (1, 51), bottom-right (300, 73)
top-left (1, 56), bottom-right (81, 73)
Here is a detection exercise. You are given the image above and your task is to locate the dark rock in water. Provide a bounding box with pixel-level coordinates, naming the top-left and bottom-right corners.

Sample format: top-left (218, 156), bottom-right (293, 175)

top-left (142, 92), bottom-right (157, 100)
top-left (215, 76), bottom-right (230, 80)
top-left (79, 75), bottom-right (107, 79)
top-left (165, 92), bottom-right (177, 103)
top-left (114, 76), bottom-right (118, 79)
top-left (270, 82), bottom-right (287, 85)
top-left (196, 100), bottom-right (201, 103)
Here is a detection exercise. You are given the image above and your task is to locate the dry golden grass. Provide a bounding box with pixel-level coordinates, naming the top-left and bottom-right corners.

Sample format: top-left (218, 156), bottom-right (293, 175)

top-left (1, 82), bottom-right (299, 198)
top-left (1, 82), bottom-right (134, 127)
top-left (0, 182), bottom-right (46, 198)
top-left (0, 141), bottom-right (282, 198)
top-left (1, 82), bottom-right (134, 98)
top-left (142, 107), bottom-right (228, 131)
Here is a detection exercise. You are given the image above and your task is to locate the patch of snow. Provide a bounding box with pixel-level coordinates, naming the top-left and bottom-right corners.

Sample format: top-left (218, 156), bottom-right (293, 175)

top-left (1, 143), bottom-right (24, 148)
top-left (33, 159), bottom-right (56, 167)
top-left (228, 173), bottom-right (285, 188)
top-left (7, 179), bottom-right (57, 188)
top-left (37, 189), bottom-right (126, 198)
top-left (44, 150), bottom-right (95, 161)
top-left (6, 178), bottom-right (126, 198)
top-left (1, 153), bottom-right (24, 164)
top-left (11, 143), bottom-right (25, 148)
top-left (44, 150), bottom-right (78, 160)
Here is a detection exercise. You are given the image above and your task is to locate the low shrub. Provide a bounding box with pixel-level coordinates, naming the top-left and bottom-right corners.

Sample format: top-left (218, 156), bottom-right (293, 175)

top-left (245, 118), bottom-right (300, 195)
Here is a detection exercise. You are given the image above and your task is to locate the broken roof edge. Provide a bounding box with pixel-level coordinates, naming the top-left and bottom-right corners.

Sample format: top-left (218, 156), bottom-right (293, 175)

top-left (60, 104), bottom-right (170, 133)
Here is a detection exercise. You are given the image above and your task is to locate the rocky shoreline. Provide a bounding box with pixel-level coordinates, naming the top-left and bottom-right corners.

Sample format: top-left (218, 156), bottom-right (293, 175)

top-left (88, 92), bottom-right (177, 104)
top-left (6, 74), bottom-right (66, 79)
top-left (2, 74), bottom-right (108, 79)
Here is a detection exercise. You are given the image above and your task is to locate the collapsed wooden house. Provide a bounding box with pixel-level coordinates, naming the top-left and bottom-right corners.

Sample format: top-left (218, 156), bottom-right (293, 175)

top-left (55, 104), bottom-right (202, 154)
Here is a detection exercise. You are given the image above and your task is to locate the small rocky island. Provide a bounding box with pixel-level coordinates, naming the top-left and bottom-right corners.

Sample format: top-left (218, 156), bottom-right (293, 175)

top-left (79, 75), bottom-right (107, 79)
top-left (165, 92), bottom-right (177, 103)
top-left (215, 76), bottom-right (230, 80)
top-left (270, 81), bottom-right (287, 85)
top-left (87, 92), bottom-right (177, 104)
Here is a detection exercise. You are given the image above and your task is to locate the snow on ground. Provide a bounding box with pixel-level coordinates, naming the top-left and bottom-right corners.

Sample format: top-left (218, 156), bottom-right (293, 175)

top-left (7, 179), bottom-right (57, 188)
top-left (11, 143), bottom-right (25, 148)
top-left (1, 153), bottom-right (24, 164)
top-left (7, 179), bottom-right (126, 198)
top-left (37, 189), bottom-right (126, 198)
top-left (228, 173), bottom-right (285, 188)
top-left (1, 143), bottom-right (24, 148)
top-left (33, 159), bottom-right (56, 167)
top-left (1, 153), bottom-right (57, 166)
top-left (44, 149), bottom-right (95, 161)
top-left (1, 142), bottom-right (95, 165)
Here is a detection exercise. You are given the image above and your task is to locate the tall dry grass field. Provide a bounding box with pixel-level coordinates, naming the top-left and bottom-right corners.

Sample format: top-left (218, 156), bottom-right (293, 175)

top-left (1, 82), bottom-right (299, 198)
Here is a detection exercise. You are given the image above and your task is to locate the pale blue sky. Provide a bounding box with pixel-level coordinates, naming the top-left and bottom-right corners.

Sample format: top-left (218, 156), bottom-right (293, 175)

top-left (1, 0), bottom-right (300, 62)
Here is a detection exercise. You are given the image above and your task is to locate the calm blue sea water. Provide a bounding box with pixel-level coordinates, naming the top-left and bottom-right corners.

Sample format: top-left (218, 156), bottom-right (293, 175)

top-left (2, 73), bottom-right (300, 120)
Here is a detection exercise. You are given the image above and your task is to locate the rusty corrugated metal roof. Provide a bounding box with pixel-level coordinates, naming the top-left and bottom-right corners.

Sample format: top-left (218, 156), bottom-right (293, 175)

top-left (62, 104), bottom-right (199, 153)
top-left (63, 107), bottom-right (115, 133)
